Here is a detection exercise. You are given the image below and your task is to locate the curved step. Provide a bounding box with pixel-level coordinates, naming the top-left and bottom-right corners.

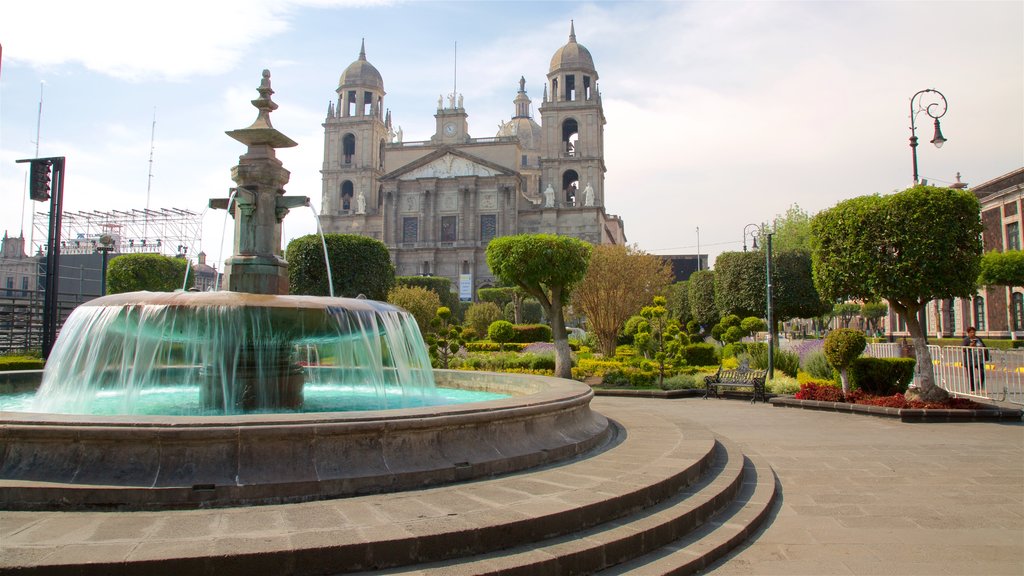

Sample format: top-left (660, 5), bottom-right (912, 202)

top-left (598, 452), bottom-right (779, 575)
top-left (0, 408), bottom-right (724, 575)
top-left (368, 439), bottom-right (755, 575)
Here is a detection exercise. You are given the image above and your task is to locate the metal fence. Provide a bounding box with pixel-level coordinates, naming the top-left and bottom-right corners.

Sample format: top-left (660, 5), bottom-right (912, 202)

top-left (867, 342), bottom-right (1024, 406)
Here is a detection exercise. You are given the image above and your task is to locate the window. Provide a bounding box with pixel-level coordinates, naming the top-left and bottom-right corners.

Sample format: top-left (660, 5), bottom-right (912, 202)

top-left (21, 276), bottom-right (28, 296)
top-left (343, 134), bottom-right (355, 165)
top-left (480, 215), bottom-right (497, 243)
top-left (1014, 293), bottom-right (1024, 331)
top-left (4, 276), bottom-right (12, 297)
top-left (565, 74), bottom-right (576, 101)
top-left (583, 75), bottom-right (592, 100)
top-left (346, 90), bottom-right (357, 116)
top-left (440, 216), bottom-right (457, 242)
top-left (341, 181), bottom-right (354, 211)
top-left (974, 296), bottom-right (986, 331)
top-left (562, 118), bottom-right (579, 157)
top-left (562, 170), bottom-right (580, 206)
top-left (1007, 222), bottom-right (1020, 251)
top-left (402, 217), bottom-right (418, 243)
top-left (363, 91), bottom-right (373, 116)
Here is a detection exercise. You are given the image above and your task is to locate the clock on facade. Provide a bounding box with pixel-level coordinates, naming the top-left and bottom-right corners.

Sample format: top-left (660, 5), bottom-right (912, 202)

top-left (444, 122), bottom-right (456, 136)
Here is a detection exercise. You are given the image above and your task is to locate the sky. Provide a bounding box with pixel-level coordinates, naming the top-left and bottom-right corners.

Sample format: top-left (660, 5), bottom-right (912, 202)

top-left (1, 0), bottom-right (1022, 272)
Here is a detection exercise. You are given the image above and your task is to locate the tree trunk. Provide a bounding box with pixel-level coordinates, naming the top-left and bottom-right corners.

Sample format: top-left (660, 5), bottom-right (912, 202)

top-left (546, 288), bottom-right (573, 379)
top-left (899, 301), bottom-right (949, 402)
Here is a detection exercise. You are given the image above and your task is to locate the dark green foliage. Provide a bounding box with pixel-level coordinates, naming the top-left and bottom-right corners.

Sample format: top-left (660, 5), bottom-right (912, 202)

top-left (621, 315), bottom-right (646, 344)
top-left (106, 253), bottom-right (193, 294)
top-left (772, 250), bottom-right (832, 320)
top-left (287, 234), bottom-right (394, 300)
top-left (511, 324), bottom-right (552, 343)
top-left (833, 302), bottom-right (862, 328)
top-left (520, 300), bottom-right (543, 324)
top-left (601, 366), bottom-right (657, 387)
top-left (714, 251), bottom-right (765, 318)
top-left (722, 325), bottom-right (746, 344)
top-left (457, 352), bottom-right (555, 371)
top-left (688, 269), bottom-right (718, 326)
top-left (464, 341), bottom-right (529, 352)
top-left (860, 301), bottom-right (888, 333)
top-left (682, 343), bottom-right (718, 367)
top-left (487, 320), bottom-right (516, 351)
top-left (396, 276), bottom-right (460, 319)
top-left (978, 250), bottom-right (1024, 287)
top-left (740, 316), bottom-right (766, 333)
top-left (849, 357), bottom-right (916, 395)
top-left (686, 319), bottom-right (701, 336)
top-left (666, 281), bottom-right (692, 324)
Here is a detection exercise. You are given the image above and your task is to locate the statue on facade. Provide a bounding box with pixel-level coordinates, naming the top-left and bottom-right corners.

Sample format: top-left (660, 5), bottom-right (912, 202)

top-left (356, 190), bottom-right (366, 214)
top-left (543, 184), bottom-right (555, 208)
top-left (583, 182), bottom-right (595, 206)
top-left (438, 95), bottom-right (443, 109)
top-left (458, 94), bottom-right (463, 109)
top-left (396, 126), bottom-right (403, 143)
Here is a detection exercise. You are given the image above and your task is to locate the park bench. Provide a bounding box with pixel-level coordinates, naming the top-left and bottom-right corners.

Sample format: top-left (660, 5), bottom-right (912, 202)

top-left (703, 366), bottom-right (768, 403)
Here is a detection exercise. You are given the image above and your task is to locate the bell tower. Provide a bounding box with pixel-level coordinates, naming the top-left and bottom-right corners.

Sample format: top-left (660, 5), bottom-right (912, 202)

top-left (322, 40), bottom-right (389, 228)
top-left (539, 21), bottom-right (606, 208)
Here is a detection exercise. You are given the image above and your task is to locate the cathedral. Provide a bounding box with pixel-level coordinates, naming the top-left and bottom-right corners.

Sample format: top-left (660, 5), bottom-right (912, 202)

top-left (318, 23), bottom-right (626, 300)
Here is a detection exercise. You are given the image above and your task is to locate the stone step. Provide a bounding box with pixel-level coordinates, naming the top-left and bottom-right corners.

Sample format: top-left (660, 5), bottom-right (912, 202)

top-left (365, 439), bottom-right (769, 576)
top-left (598, 453), bottom-right (778, 576)
top-left (0, 406), bottom-right (726, 575)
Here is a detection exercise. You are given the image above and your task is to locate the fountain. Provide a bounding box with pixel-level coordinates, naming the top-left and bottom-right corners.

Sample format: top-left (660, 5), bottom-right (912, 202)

top-left (0, 70), bottom-right (609, 510)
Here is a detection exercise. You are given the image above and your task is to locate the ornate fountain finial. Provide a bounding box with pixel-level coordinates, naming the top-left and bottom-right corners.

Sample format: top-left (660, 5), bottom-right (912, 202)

top-left (226, 69), bottom-right (297, 150)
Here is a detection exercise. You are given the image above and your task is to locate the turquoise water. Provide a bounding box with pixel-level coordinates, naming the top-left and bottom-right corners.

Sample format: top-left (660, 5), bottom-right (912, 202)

top-left (0, 384), bottom-right (508, 416)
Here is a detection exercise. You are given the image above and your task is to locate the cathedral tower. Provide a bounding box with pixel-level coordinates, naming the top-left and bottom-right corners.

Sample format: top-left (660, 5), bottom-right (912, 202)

top-left (321, 40), bottom-right (389, 235)
top-left (538, 21), bottom-right (606, 208)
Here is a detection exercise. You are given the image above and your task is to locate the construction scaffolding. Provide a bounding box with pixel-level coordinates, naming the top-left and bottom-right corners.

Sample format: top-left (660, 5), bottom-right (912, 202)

top-left (32, 208), bottom-right (203, 258)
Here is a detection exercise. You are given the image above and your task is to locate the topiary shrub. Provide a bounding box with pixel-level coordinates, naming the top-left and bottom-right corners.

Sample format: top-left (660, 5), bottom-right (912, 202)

top-left (721, 325), bottom-right (745, 344)
top-left (740, 316), bottom-right (766, 333)
top-left (721, 342), bottom-right (747, 359)
top-left (287, 234), bottom-right (394, 300)
top-left (511, 324), bottom-right (552, 343)
top-left (488, 320), bottom-right (516, 351)
top-left (849, 357), bottom-right (915, 396)
top-left (682, 343), bottom-right (718, 367)
top-left (107, 253), bottom-right (193, 294)
top-left (823, 328), bottom-right (867, 394)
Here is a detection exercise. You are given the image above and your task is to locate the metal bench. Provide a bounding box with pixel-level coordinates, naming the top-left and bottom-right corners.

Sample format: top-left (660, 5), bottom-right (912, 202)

top-left (703, 366), bottom-right (768, 403)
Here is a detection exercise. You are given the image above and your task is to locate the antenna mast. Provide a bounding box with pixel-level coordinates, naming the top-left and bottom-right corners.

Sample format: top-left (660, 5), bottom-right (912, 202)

top-left (144, 108), bottom-right (156, 238)
top-left (453, 41), bottom-right (457, 103)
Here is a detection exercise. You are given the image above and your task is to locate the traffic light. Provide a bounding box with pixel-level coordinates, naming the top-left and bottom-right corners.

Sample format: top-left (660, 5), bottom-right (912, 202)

top-left (29, 159), bottom-right (52, 202)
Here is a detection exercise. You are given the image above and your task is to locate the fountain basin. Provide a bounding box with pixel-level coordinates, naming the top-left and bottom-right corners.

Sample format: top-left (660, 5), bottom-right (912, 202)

top-left (0, 370), bottom-right (610, 510)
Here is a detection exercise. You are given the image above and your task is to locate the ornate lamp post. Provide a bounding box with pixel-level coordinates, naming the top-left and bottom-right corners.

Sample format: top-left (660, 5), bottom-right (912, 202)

top-left (909, 89), bottom-right (948, 185)
top-left (744, 223), bottom-right (775, 379)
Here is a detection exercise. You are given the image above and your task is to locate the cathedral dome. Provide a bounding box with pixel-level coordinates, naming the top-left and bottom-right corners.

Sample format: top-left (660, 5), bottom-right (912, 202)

top-left (338, 40), bottom-right (383, 90)
top-left (549, 22), bottom-right (596, 76)
top-left (496, 116), bottom-right (543, 151)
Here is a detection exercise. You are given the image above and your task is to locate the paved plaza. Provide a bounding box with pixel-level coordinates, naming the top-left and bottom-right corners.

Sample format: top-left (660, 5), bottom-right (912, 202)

top-left (626, 397), bottom-right (1024, 575)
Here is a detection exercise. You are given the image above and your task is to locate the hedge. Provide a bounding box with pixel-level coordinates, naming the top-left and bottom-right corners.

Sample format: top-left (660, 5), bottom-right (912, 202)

top-left (511, 324), bottom-right (552, 343)
top-left (465, 342), bottom-right (529, 352)
top-left (0, 356), bottom-right (44, 371)
top-left (682, 343), bottom-right (718, 367)
top-left (848, 356), bottom-right (915, 395)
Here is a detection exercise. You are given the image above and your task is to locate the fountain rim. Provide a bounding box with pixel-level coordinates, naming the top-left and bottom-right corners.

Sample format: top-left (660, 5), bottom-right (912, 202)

top-left (0, 370), bottom-right (590, 428)
top-left (80, 290), bottom-right (400, 311)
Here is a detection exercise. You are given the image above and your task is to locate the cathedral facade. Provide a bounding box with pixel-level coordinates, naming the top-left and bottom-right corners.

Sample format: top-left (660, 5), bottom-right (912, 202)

top-left (319, 24), bottom-right (625, 300)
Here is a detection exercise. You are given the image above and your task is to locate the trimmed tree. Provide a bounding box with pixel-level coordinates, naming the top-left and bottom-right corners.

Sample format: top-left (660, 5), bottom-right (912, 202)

top-left (486, 234), bottom-right (591, 378)
top-left (426, 307), bottom-right (463, 369)
top-left (713, 251), bottom-right (764, 319)
top-left (811, 185), bottom-right (983, 401)
top-left (107, 253), bottom-right (193, 294)
top-left (688, 269), bottom-right (718, 329)
top-left (666, 281), bottom-right (692, 325)
top-left (977, 250), bottom-right (1024, 287)
top-left (487, 320), bottom-right (516, 352)
top-left (286, 234), bottom-right (394, 300)
top-left (833, 302), bottom-right (862, 328)
top-left (860, 301), bottom-right (888, 334)
top-left (823, 328), bottom-right (867, 394)
top-left (571, 244), bottom-right (673, 357)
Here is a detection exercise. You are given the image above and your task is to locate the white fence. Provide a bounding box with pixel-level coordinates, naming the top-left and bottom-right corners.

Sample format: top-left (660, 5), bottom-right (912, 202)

top-left (866, 343), bottom-right (1024, 405)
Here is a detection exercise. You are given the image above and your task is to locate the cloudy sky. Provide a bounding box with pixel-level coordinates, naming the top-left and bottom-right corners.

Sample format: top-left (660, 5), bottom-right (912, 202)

top-left (1, 0), bottom-right (1021, 270)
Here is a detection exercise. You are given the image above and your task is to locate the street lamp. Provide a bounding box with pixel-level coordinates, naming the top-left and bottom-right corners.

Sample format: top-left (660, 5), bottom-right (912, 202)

top-left (96, 234), bottom-right (115, 296)
top-left (909, 88), bottom-right (948, 185)
top-left (744, 223), bottom-right (775, 379)
top-left (742, 224), bottom-right (761, 252)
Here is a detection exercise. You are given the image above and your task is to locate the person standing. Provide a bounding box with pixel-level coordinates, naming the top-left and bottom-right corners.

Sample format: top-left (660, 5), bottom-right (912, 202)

top-left (961, 327), bottom-right (987, 391)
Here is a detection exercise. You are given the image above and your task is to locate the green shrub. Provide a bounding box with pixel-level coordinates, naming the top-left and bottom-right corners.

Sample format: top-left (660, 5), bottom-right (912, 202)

top-left (740, 316), bottom-right (766, 333)
top-left (0, 356), bottom-right (44, 370)
top-left (387, 285), bottom-right (441, 334)
top-left (682, 343), bottom-right (718, 367)
top-left (773, 349), bottom-right (800, 378)
top-left (460, 327), bottom-right (478, 341)
top-left (464, 341), bottom-right (528, 352)
top-left (719, 314), bottom-right (741, 328)
top-left (287, 234), bottom-right (393, 300)
top-left (801, 350), bottom-right (836, 381)
top-left (465, 302), bottom-right (503, 337)
top-left (660, 373), bottom-right (701, 390)
top-left (721, 343), bottom-right (747, 359)
top-left (601, 366), bottom-right (657, 387)
top-left (823, 328), bottom-right (867, 392)
top-left (487, 320), bottom-right (516, 351)
top-left (511, 324), bottom-right (552, 343)
top-left (722, 325), bottom-right (745, 344)
top-left (848, 357), bottom-right (915, 395)
top-left (107, 253), bottom-right (193, 294)
top-left (396, 276), bottom-right (459, 320)
top-left (454, 351), bottom-right (555, 372)
top-left (767, 375), bottom-right (800, 395)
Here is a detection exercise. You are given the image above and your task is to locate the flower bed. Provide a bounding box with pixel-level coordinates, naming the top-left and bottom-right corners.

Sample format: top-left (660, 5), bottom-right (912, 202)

top-left (795, 381), bottom-right (985, 409)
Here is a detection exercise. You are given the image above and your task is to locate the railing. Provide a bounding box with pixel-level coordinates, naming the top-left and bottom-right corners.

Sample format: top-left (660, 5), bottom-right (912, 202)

top-left (867, 343), bottom-right (1024, 405)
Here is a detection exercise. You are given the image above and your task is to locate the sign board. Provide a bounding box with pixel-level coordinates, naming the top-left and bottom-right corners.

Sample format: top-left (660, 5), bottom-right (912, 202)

top-left (459, 273), bottom-right (473, 301)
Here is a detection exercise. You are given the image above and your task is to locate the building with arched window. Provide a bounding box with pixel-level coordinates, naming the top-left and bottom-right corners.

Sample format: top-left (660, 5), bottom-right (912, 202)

top-left (318, 25), bottom-right (626, 300)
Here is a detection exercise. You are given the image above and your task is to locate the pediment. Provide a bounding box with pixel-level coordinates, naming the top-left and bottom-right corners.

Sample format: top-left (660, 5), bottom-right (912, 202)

top-left (395, 152), bottom-right (502, 181)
